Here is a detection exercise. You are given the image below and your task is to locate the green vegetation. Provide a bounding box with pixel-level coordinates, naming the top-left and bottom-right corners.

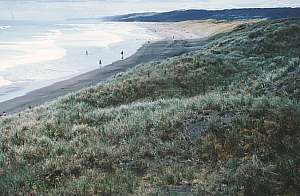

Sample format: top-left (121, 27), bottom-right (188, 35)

top-left (0, 18), bottom-right (299, 195)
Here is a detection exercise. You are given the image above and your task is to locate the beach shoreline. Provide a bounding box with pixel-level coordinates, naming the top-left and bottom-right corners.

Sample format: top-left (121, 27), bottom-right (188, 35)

top-left (0, 21), bottom-right (155, 102)
top-left (0, 38), bottom-right (208, 114)
top-left (0, 20), bottom-right (246, 115)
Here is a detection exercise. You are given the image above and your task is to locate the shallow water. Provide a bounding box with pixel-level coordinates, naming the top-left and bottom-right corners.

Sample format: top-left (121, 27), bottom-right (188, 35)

top-left (0, 20), bottom-right (157, 102)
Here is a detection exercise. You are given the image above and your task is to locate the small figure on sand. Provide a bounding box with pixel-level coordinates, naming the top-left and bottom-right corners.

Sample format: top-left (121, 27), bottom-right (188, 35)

top-left (99, 59), bottom-right (102, 69)
top-left (86, 50), bottom-right (89, 56)
top-left (1, 111), bottom-right (6, 117)
top-left (121, 50), bottom-right (124, 60)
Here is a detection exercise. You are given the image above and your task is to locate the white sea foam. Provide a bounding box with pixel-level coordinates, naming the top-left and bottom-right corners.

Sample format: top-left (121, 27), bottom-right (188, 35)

top-left (0, 26), bottom-right (11, 30)
top-left (0, 77), bottom-right (12, 87)
top-left (0, 39), bottom-right (66, 70)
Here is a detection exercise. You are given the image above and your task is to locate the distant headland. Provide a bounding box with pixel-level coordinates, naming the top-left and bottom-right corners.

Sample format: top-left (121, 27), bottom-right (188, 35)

top-left (104, 7), bottom-right (300, 22)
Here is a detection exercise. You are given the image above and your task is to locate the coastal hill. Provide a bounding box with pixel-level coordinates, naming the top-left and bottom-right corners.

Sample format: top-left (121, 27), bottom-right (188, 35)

top-left (105, 7), bottom-right (300, 22)
top-left (0, 18), bottom-right (299, 195)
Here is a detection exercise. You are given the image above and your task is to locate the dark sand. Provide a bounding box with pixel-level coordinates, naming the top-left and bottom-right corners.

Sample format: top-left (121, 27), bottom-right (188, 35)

top-left (0, 39), bottom-right (208, 114)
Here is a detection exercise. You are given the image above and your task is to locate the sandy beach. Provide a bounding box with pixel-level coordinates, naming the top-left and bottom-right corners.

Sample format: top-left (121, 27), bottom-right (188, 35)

top-left (139, 20), bottom-right (247, 40)
top-left (0, 20), bottom-right (246, 114)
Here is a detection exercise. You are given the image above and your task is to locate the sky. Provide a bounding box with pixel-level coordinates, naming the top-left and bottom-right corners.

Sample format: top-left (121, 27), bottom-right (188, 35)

top-left (0, 0), bottom-right (299, 21)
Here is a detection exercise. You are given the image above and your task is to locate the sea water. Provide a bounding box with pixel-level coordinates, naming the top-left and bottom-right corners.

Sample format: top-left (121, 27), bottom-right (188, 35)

top-left (0, 19), bottom-right (156, 102)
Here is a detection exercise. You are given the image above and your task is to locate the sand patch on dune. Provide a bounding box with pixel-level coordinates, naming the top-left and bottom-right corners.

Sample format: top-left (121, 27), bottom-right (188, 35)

top-left (140, 20), bottom-right (258, 40)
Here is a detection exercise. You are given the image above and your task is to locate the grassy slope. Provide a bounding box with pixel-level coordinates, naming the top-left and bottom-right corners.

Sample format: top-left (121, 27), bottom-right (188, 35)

top-left (0, 18), bottom-right (299, 195)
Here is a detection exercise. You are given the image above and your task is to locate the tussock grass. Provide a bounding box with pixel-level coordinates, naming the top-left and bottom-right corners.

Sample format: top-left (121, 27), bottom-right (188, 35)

top-left (0, 18), bottom-right (299, 195)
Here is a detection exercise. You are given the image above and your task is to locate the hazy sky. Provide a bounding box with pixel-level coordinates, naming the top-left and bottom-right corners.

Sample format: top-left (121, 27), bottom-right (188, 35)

top-left (0, 0), bottom-right (299, 21)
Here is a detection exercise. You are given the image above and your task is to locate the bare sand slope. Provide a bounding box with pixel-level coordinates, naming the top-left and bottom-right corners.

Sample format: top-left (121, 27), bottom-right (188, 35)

top-left (140, 20), bottom-right (254, 40)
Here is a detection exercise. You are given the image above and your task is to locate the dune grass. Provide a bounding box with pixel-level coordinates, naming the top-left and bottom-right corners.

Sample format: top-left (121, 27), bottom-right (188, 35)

top-left (0, 18), bottom-right (299, 195)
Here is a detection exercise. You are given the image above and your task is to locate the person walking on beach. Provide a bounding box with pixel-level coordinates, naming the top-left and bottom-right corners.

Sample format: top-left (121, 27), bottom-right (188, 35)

top-left (121, 50), bottom-right (124, 60)
top-left (86, 50), bottom-right (89, 56)
top-left (99, 59), bottom-right (102, 69)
